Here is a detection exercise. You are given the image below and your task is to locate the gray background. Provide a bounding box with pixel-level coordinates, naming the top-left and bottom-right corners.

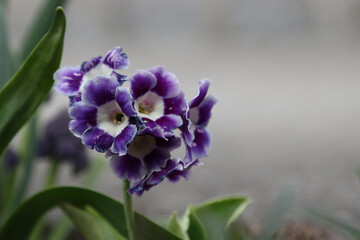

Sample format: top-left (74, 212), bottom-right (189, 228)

top-left (5, 0), bottom-right (360, 224)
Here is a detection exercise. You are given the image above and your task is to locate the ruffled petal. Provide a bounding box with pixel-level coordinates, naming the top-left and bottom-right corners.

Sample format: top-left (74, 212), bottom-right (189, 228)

top-left (53, 66), bottom-right (83, 96)
top-left (81, 56), bottom-right (102, 73)
top-left (128, 158), bottom-right (182, 195)
top-left (111, 125), bottom-right (137, 156)
top-left (189, 79), bottom-right (211, 108)
top-left (111, 71), bottom-right (128, 85)
top-left (68, 103), bottom-right (97, 120)
top-left (143, 148), bottom-right (170, 172)
top-left (82, 127), bottom-right (114, 152)
top-left (197, 95), bottom-right (217, 126)
top-left (130, 70), bottom-right (157, 99)
top-left (191, 127), bottom-right (211, 158)
top-left (103, 47), bottom-right (130, 70)
top-left (115, 87), bottom-right (137, 117)
top-left (155, 136), bottom-right (181, 152)
top-left (69, 119), bottom-right (96, 137)
top-left (167, 159), bottom-right (202, 182)
top-left (148, 66), bottom-right (180, 99)
top-left (155, 114), bottom-right (183, 132)
top-left (110, 154), bottom-right (144, 180)
top-left (82, 76), bottom-right (118, 107)
top-left (164, 91), bottom-right (187, 115)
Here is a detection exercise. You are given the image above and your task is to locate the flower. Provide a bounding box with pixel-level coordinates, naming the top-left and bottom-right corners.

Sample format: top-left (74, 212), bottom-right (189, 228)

top-left (109, 134), bottom-right (181, 181)
top-left (180, 79), bottom-right (217, 166)
top-left (53, 47), bottom-right (129, 105)
top-left (38, 109), bottom-right (89, 174)
top-left (68, 76), bottom-right (141, 155)
top-left (53, 46), bottom-right (216, 195)
top-left (130, 66), bottom-right (187, 138)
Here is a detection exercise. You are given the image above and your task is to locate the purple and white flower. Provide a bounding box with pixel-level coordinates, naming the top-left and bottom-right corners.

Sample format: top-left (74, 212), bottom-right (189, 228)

top-left (130, 66), bottom-right (187, 138)
top-left (68, 75), bottom-right (140, 155)
top-left (109, 134), bottom-right (181, 181)
top-left (54, 47), bottom-right (129, 104)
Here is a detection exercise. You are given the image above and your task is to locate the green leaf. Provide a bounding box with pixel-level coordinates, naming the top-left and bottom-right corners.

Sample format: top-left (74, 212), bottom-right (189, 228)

top-left (168, 212), bottom-right (189, 240)
top-left (307, 208), bottom-right (360, 239)
top-left (19, 0), bottom-right (67, 64)
top-left (0, 7), bottom-right (66, 156)
top-left (60, 203), bottom-right (125, 240)
top-left (0, 2), bottom-right (12, 88)
top-left (189, 197), bottom-right (250, 240)
top-left (0, 186), bottom-right (181, 240)
top-left (255, 190), bottom-right (294, 240)
top-left (186, 207), bottom-right (207, 240)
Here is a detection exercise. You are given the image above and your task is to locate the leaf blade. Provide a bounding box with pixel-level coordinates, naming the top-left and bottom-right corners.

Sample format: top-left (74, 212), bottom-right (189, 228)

top-left (0, 186), bottom-right (180, 240)
top-left (0, 7), bottom-right (66, 156)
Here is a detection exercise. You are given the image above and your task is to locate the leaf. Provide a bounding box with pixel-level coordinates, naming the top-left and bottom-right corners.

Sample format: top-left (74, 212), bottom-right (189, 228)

top-left (255, 190), bottom-right (294, 240)
top-left (0, 186), bottom-right (181, 240)
top-left (307, 208), bottom-right (360, 239)
top-left (0, 7), bottom-right (66, 156)
top-left (186, 207), bottom-right (207, 240)
top-left (168, 212), bottom-right (189, 240)
top-left (19, 0), bottom-right (68, 64)
top-left (0, 2), bottom-right (12, 88)
top-left (189, 197), bottom-right (250, 240)
top-left (60, 203), bottom-right (125, 240)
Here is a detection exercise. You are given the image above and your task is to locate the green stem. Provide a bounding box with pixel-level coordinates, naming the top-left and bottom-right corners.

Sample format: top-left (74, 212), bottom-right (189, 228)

top-left (44, 159), bottom-right (59, 188)
top-left (123, 179), bottom-right (135, 240)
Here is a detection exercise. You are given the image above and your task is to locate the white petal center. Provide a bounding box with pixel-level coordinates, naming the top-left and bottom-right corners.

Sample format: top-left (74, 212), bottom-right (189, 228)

top-left (135, 91), bottom-right (164, 121)
top-left (97, 100), bottom-right (129, 137)
top-left (80, 64), bottom-right (113, 92)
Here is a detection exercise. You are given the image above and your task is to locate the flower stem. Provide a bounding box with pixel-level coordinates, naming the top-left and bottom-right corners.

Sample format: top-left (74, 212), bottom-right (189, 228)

top-left (123, 179), bottom-right (135, 240)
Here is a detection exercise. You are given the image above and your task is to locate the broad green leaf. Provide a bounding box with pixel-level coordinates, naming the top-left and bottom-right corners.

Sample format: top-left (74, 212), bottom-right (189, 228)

top-left (186, 207), bottom-right (207, 240)
top-left (60, 203), bottom-right (125, 240)
top-left (190, 197), bottom-right (250, 240)
top-left (168, 212), bottom-right (189, 240)
top-left (0, 2), bottom-right (12, 88)
top-left (0, 186), bottom-right (181, 240)
top-left (19, 0), bottom-right (67, 64)
top-left (307, 208), bottom-right (360, 239)
top-left (0, 7), bottom-right (66, 156)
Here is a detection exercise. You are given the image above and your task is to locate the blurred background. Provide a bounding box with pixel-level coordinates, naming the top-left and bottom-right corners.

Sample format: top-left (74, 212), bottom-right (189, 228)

top-left (5, 0), bottom-right (360, 229)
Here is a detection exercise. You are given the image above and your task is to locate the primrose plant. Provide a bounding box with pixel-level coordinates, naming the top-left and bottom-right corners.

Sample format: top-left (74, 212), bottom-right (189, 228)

top-left (0, 7), bottom-right (250, 240)
top-left (53, 47), bottom-right (216, 195)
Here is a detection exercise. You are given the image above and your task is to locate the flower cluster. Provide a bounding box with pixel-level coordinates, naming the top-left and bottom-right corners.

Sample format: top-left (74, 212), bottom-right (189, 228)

top-left (53, 47), bottom-right (216, 195)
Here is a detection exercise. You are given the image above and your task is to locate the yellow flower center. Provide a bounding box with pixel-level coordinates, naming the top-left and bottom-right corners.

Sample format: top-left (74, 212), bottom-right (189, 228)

top-left (112, 112), bottom-right (125, 124)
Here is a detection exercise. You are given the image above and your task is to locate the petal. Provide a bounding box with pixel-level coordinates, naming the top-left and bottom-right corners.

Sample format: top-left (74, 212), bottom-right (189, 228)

top-left (111, 71), bottom-right (128, 86)
top-left (115, 87), bottom-right (137, 117)
top-left (197, 95), bottom-right (217, 126)
top-left (82, 76), bottom-right (118, 107)
top-left (167, 159), bottom-right (202, 182)
top-left (148, 66), bottom-right (180, 99)
top-left (191, 127), bottom-right (211, 158)
top-left (68, 103), bottom-right (97, 120)
top-left (143, 148), bottom-right (170, 172)
top-left (110, 154), bottom-right (144, 180)
top-left (81, 56), bottom-right (102, 73)
top-left (69, 93), bottom-right (82, 106)
top-left (69, 119), bottom-right (96, 137)
top-left (53, 66), bottom-right (83, 96)
top-left (130, 70), bottom-right (157, 99)
top-left (155, 136), bottom-right (182, 152)
top-left (103, 47), bottom-right (130, 70)
top-left (111, 125), bottom-right (137, 156)
top-left (163, 91), bottom-right (187, 115)
top-left (189, 79), bottom-right (211, 108)
top-left (179, 114), bottom-right (194, 147)
top-left (82, 127), bottom-right (114, 152)
top-left (155, 114), bottom-right (183, 132)
top-left (139, 126), bottom-right (166, 139)
top-left (128, 158), bottom-right (182, 195)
